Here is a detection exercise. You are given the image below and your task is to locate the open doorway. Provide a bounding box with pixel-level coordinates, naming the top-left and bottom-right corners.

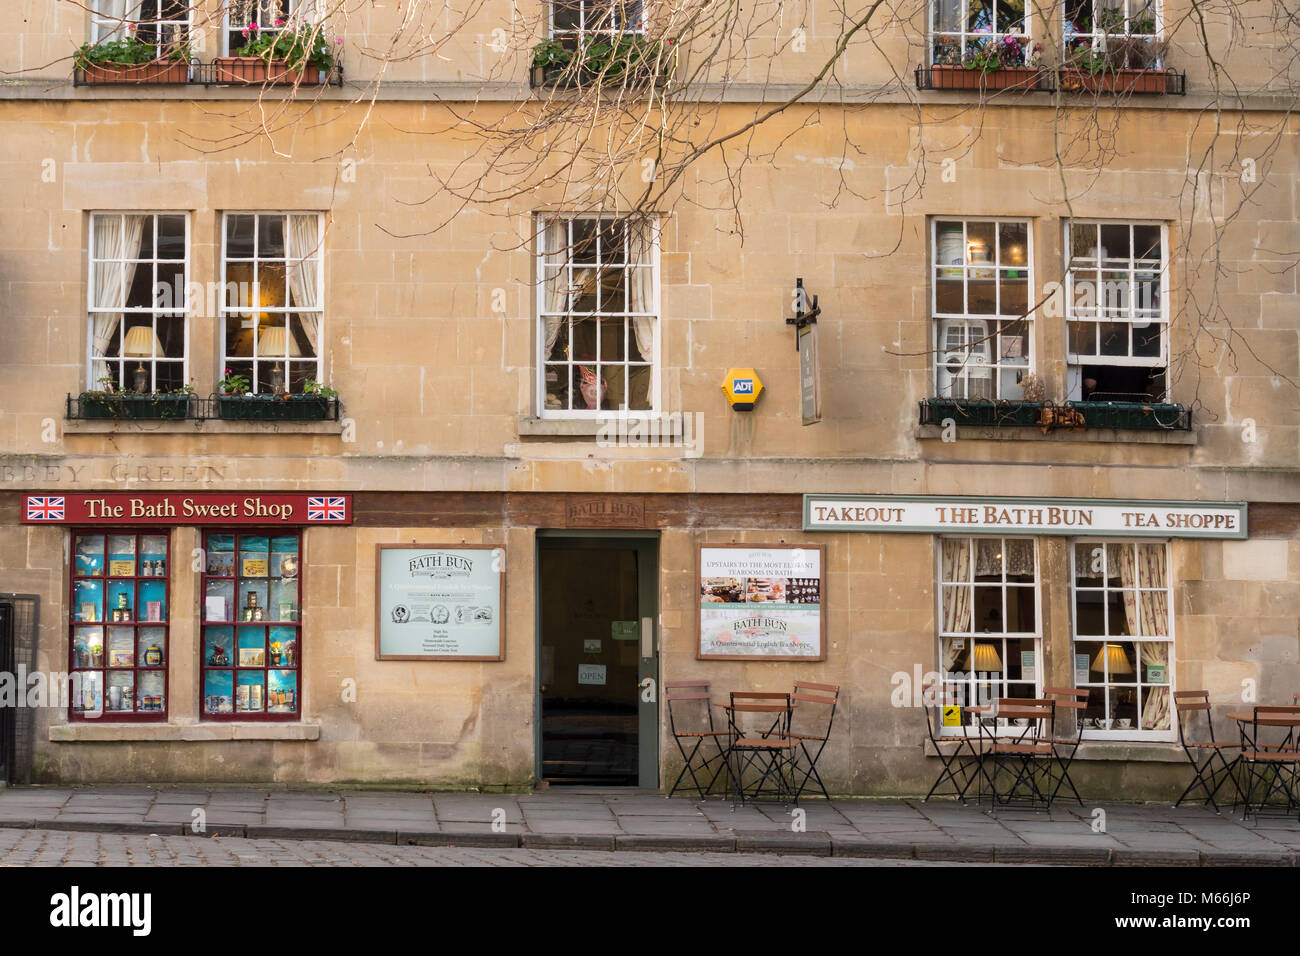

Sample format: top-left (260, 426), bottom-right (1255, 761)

top-left (536, 534), bottom-right (658, 787)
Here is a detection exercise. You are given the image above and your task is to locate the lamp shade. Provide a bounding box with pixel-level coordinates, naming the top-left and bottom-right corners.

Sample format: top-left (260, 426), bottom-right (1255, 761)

top-left (971, 643), bottom-right (1003, 672)
top-left (258, 325), bottom-right (300, 357)
top-left (122, 326), bottom-right (162, 358)
top-left (1093, 643), bottom-right (1134, 675)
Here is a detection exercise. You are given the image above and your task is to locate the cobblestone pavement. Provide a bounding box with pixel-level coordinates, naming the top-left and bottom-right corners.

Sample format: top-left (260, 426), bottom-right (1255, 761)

top-left (1, 787), bottom-right (1296, 864)
top-left (0, 827), bottom-right (962, 866)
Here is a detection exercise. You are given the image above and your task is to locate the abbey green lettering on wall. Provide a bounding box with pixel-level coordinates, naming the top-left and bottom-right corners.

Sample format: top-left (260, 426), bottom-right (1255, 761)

top-left (803, 495), bottom-right (1247, 539)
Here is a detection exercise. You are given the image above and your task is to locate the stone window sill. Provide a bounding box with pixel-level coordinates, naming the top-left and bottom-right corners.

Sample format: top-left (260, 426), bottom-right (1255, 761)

top-left (63, 419), bottom-right (343, 436)
top-left (924, 739), bottom-right (1184, 762)
top-left (50, 723), bottom-right (321, 742)
top-left (518, 414), bottom-right (685, 438)
top-left (915, 424), bottom-right (1197, 445)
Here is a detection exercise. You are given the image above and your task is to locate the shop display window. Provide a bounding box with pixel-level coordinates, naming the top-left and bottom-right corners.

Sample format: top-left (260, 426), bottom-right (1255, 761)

top-left (69, 530), bottom-right (169, 720)
top-left (202, 529), bottom-right (301, 719)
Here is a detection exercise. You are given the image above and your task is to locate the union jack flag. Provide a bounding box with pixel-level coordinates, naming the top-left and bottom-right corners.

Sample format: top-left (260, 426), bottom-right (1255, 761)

top-left (307, 496), bottom-right (347, 521)
top-left (27, 496), bottom-right (65, 521)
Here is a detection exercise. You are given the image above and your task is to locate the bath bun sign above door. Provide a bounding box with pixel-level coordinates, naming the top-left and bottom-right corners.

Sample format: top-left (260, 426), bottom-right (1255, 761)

top-left (803, 495), bottom-right (1247, 539)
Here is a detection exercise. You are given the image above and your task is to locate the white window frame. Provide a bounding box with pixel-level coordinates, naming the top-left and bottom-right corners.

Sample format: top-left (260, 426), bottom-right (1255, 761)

top-left (219, 211), bottom-right (324, 393)
top-left (1065, 0), bottom-right (1163, 41)
top-left (225, 0), bottom-right (300, 56)
top-left (549, 0), bottom-right (646, 42)
top-left (1064, 219), bottom-right (1169, 400)
top-left (1069, 539), bottom-right (1176, 743)
top-left (929, 0), bottom-right (1031, 66)
top-left (535, 214), bottom-right (660, 419)
top-left (930, 216), bottom-right (1035, 401)
top-left (85, 212), bottom-right (190, 392)
top-left (91, 0), bottom-right (191, 55)
top-left (936, 535), bottom-right (1043, 737)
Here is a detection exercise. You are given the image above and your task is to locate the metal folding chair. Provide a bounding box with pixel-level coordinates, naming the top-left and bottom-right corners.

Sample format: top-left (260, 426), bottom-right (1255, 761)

top-left (725, 692), bottom-right (799, 807)
top-left (981, 698), bottom-right (1057, 812)
top-left (664, 680), bottom-right (730, 799)
top-left (1238, 707), bottom-right (1300, 824)
top-left (1173, 690), bottom-right (1241, 813)
top-left (1043, 687), bottom-right (1087, 806)
top-left (788, 681), bottom-right (839, 800)
top-left (922, 683), bottom-right (980, 803)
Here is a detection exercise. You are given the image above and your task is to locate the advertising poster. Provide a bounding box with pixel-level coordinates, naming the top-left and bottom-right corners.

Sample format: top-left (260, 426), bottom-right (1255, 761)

top-left (375, 545), bottom-right (505, 660)
top-left (697, 544), bottom-right (825, 661)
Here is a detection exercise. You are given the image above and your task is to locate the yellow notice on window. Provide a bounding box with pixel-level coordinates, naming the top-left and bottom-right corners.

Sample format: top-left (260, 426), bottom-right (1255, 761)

top-left (942, 705), bottom-right (962, 727)
top-left (242, 558), bottom-right (268, 577)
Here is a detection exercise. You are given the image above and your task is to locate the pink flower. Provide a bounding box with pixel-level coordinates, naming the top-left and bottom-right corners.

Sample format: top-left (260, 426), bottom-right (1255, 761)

top-left (335, 38), bottom-right (343, 43)
top-left (249, 22), bottom-right (259, 30)
top-left (274, 18), bottom-right (285, 26)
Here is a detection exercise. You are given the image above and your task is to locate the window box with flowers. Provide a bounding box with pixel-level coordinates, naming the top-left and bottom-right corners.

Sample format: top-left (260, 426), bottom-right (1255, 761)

top-left (216, 372), bottom-right (339, 421)
top-left (925, 34), bottom-right (1045, 91)
top-left (72, 381), bottom-right (195, 421)
top-left (214, 20), bottom-right (339, 85)
top-left (530, 34), bottom-right (675, 89)
top-left (74, 33), bottom-right (191, 85)
top-left (1060, 2), bottom-right (1178, 94)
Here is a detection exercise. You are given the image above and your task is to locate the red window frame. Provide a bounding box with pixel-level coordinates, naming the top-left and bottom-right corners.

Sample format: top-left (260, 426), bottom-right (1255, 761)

top-left (200, 528), bottom-right (303, 721)
top-left (68, 528), bottom-right (171, 722)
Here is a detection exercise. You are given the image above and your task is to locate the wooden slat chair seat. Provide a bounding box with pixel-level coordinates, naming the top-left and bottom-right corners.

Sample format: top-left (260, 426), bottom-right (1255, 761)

top-left (1173, 690), bottom-right (1241, 813)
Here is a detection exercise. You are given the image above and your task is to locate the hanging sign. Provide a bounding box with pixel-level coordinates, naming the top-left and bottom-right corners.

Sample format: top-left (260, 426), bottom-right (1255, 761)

top-left (799, 323), bottom-right (822, 425)
top-left (803, 495), bottom-right (1247, 539)
top-left (697, 544), bottom-right (825, 661)
top-left (22, 493), bottom-right (352, 525)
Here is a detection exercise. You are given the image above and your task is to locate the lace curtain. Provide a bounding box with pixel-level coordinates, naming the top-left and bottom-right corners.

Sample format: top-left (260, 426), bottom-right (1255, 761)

top-left (627, 218), bottom-right (656, 404)
top-left (1114, 542), bottom-right (1171, 730)
top-left (541, 219), bottom-right (567, 360)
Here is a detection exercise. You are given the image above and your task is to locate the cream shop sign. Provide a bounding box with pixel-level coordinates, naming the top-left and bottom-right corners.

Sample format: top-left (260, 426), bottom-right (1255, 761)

top-left (803, 495), bottom-right (1247, 539)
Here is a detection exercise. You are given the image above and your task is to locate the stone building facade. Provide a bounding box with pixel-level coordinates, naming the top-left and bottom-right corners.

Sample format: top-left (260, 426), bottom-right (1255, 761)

top-left (0, 0), bottom-right (1296, 797)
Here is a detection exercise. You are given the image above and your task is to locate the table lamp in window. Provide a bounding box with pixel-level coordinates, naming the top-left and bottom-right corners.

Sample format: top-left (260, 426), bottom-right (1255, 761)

top-left (1092, 643), bottom-right (1134, 676)
top-left (972, 642), bottom-right (1002, 678)
top-left (122, 326), bottom-right (162, 393)
top-left (258, 325), bottom-right (300, 394)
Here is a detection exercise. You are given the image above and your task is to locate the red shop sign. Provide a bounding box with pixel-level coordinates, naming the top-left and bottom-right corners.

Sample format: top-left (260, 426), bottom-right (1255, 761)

top-left (22, 493), bottom-right (352, 525)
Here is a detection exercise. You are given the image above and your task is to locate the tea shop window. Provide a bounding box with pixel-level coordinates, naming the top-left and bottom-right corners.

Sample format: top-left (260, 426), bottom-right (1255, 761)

top-left (937, 535), bottom-right (1041, 735)
top-left (1071, 540), bottom-right (1174, 741)
top-left (69, 530), bottom-right (170, 721)
top-left (201, 530), bottom-right (302, 720)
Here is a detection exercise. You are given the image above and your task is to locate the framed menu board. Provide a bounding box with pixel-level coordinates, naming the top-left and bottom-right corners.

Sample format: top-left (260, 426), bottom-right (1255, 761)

top-left (375, 545), bottom-right (505, 661)
top-left (697, 543), bottom-right (826, 661)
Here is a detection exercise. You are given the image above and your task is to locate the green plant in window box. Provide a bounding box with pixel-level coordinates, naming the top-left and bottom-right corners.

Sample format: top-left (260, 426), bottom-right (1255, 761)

top-left (74, 31), bottom-right (191, 84)
top-left (233, 21), bottom-right (336, 71)
top-left (76, 377), bottom-right (192, 420)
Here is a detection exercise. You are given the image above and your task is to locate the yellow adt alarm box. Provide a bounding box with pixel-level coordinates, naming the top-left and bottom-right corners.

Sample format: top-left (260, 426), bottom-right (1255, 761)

top-left (721, 368), bottom-right (763, 410)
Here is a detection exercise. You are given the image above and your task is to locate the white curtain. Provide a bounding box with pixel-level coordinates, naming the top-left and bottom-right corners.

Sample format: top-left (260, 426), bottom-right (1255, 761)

top-left (972, 538), bottom-right (1035, 577)
top-left (941, 539), bottom-right (972, 650)
top-left (627, 218), bottom-right (656, 405)
top-left (287, 215), bottom-right (321, 357)
top-left (93, 0), bottom-right (139, 43)
top-left (542, 219), bottom-right (567, 360)
top-left (90, 214), bottom-right (145, 388)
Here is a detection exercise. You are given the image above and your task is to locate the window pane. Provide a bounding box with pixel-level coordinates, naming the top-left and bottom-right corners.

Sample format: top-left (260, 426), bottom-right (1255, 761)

top-left (1068, 321), bottom-right (1096, 355)
top-left (226, 215), bottom-right (255, 259)
top-left (995, 0), bottom-right (1025, 32)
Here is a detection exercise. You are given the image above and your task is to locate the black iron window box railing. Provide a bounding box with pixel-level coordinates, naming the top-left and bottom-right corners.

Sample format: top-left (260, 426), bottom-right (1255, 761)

top-left (919, 398), bottom-right (1045, 427)
top-left (73, 61), bottom-right (344, 87)
top-left (215, 394), bottom-right (340, 421)
top-left (1056, 68), bottom-right (1185, 95)
top-left (1067, 400), bottom-right (1191, 430)
top-left (68, 393), bottom-right (194, 420)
